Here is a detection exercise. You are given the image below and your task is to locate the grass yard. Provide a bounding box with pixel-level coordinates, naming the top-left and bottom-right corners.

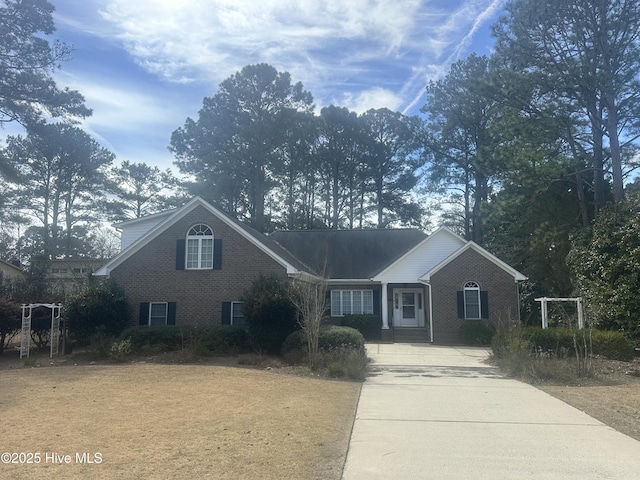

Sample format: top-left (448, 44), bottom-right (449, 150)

top-left (0, 360), bottom-right (360, 479)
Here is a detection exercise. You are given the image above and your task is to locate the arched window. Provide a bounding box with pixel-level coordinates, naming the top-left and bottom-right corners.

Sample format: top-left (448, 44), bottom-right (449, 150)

top-left (186, 224), bottom-right (214, 269)
top-left (463, 281), bottom-right (481, 319)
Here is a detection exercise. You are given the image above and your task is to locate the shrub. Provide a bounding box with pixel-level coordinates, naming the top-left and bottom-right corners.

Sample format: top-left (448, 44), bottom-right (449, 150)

top-left (522, 327), bottom-right (575, 356)
top-left (319, 325), bottom-right (365, 351)
top-left (325, 347), bottom-right (369, 381)
top-left (282, 325), bottom-right (365, 359)
top-left (590, 330), bottom-right (635, 361)
top-left (109, 338), bottom-right (132, 362)
top-left (241, 275), bottom-right (298, 354)
top-left (198, 325), bottom-right (249, 355)
top-left (494, 326), bottom-right (633, 359)
top-left (120, 325), bottom-right (249, 355)
top-left (341, 314), bottom-right (382, 340)
top-left (0, 300), bottom-right (20, 354)
top-left (88, 327), bottom-right (116, 357)
top-left (120, 326), bottom-right (185, 352)
top-left (458, 321), bottom-right (495, 346)
top-left (66, 279), bottom-right (129, 346)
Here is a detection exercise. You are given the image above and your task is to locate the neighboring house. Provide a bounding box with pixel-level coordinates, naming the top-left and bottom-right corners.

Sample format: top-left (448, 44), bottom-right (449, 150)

top-left (49, 259), bottom-right (105, 292)
top-left (95, 197), bottom-right (526, 344)
top-left (0, 259), bottom-right (25, 281)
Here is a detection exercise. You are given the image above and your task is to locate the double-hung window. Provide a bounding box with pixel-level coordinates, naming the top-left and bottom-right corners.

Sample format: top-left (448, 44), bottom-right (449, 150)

top-left (186, 224), bottom-right (214, 269)
top-left (463, 281), bottom-right (481, 319)
top-left (331, 290), bottom-right (374, 316)
top-left (149, 302), bottom-right (168, 326)
top-left (231, 302), bottom-right (247, 328)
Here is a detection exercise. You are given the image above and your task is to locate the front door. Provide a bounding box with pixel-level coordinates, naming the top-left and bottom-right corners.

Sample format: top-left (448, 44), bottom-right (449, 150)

top-left (393, 289), bottom-right (425, 327)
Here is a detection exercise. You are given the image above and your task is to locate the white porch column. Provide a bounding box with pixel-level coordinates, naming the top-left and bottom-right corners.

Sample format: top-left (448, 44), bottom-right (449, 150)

top-left (381, 283), bottom-right (389, 329)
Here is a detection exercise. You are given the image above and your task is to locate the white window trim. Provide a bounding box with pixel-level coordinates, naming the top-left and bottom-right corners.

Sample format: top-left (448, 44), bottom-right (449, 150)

top-left (149, 302), bottom-right (168, 326)
top-left (463, 281), bottom-right (481, 320)
top-left (186, 224), bottom-right (214, 270)
top-left (331, 290), bottom-right (374, 317)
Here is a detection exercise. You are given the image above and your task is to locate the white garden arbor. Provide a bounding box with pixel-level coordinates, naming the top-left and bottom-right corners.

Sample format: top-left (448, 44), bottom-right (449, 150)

top-left (535, 297), bottom-right (584, 329)
top-left (20, 303), bottom-right (63, 359)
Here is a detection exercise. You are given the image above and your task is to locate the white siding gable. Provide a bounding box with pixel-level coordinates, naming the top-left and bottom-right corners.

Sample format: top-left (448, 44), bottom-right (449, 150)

top-left (117, 212), bottom-right (174, 251)
top-left (372, 228), bottom-right (466, 283)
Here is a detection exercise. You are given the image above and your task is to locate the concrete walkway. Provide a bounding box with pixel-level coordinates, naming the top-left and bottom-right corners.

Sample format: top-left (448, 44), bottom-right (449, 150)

top-left (342, 343), bottom-right (640, 480)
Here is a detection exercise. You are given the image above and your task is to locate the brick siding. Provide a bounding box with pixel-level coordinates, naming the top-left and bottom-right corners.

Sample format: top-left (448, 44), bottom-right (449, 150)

top-left (110, 205), bottom-right (288, 327)
top-left (430, 248), bottom-right (520, 344)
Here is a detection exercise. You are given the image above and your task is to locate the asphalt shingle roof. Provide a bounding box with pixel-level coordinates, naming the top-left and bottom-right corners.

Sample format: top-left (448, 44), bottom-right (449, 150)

top-left (269, 229), bottom-right (427, 279)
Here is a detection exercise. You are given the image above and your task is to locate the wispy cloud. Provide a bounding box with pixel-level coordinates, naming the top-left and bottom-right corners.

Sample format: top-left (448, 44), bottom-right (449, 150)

top-left (48, 0), bottom-right (505, 164)
top-left (401, 0), bottom-right (505, 113)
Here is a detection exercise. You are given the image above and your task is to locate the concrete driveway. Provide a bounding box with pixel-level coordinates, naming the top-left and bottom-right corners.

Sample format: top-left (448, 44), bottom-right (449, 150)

top-left (342, 343), bottom-right (640, 480)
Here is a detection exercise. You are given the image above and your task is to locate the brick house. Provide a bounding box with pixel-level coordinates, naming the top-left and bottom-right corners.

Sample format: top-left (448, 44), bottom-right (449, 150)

top-left (95, 197), bottom-right (526, 343)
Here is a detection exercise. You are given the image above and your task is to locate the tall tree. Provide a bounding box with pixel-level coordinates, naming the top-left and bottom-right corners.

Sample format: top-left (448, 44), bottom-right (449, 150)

top-left (493, 0), bottom-right (640, 205)
top-left (360, 108), bottom-right (425, 228)
top-left (568, 193), bottom-right (640, 342)
top-left (0, 0), bottom-right (89, 127)
top-left (171, 64), bottom-right (314, 232)
top-left (6, 123), bottom-right (114, 258)
top-left (104, 160), bottom-right (179, 221)
top-left (315, 105), bottom-right (367, 229)
top-left (422, 54), bottom-right (500, 244)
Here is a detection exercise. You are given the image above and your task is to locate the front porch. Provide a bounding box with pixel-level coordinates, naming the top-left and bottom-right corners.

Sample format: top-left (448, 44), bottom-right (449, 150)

top-left (381, 283), bottom-right (432, 343)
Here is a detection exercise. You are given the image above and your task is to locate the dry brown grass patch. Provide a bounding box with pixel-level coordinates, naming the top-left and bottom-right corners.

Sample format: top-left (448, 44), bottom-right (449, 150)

top-left (0, 362), bottom-right (360, 479)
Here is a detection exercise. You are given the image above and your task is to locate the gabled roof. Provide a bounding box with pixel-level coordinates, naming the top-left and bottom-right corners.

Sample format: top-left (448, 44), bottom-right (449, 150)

top-left (96, 197), bottom-right (526, 285)
top-left (269, 229), bottom-right (427, 279)
top-left (371, 226), bottom-right (465, 281)
top-left (95, 197), bottom-right (311, 277)
top-left (420, 241), bottom-right (528, 283)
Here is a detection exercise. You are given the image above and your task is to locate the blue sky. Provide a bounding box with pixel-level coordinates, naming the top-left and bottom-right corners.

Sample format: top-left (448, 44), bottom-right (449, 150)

top-left (10, 0), bottom-right (505, 171)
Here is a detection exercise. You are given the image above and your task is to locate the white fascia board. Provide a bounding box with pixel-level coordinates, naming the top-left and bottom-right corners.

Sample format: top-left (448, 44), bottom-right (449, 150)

top-left (288, 271), bottom-right (325, 283)
top-left (327, 278), bottom-right (380, 285)
top-left (420, 241), bottom-right (528, 283)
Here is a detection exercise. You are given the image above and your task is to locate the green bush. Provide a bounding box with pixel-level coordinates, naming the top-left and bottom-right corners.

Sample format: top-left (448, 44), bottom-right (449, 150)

top-left (282, 325), bottom-right (365, 356)
top-left (283, 326), bottom-right (367, 380)
top-left (241, 275), bottom-right (298, 354)
top-left (120, 325), bottom-right (249, 355)
top-left (0, 300), bottom-right (20, 354)
top-left (523, 327), bottom-right (575, 356)
top-left (66, 279), bottom-right (129, 346)
top-left (325, 348), bottom-right (369, 381)
top-left (590, 330), bottom-right (635, 361)
top-left (341, 314), bottom-right (382, 340)
top-left (492, 326), bottom-right (635, 362)
top-left (458, 321), bottom-right (495, 346)
top-left (120, 326), bottom-right (185, 352)
top-left (319, 325), bottom-right (365, 351)
top-left (198, 325), bottom-right (249, 355)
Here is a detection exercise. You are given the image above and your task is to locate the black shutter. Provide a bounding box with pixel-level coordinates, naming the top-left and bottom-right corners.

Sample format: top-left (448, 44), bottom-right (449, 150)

top-left (139, 302), bottom-right (150, 326)
top-left (480, 291), bottom-right (489, 319)
top-left (373, 289), bottom-right (381, 315)
top-left (221, 302), bottom-right (231, 325)
top-left (176, 239), bottom-right (185, 270)
top-left (167, 302), bottom-right (177, 325)
top-left (213, 238), bottom-right (222, 270)
top-left (456, 291), bottom-right (464, 319)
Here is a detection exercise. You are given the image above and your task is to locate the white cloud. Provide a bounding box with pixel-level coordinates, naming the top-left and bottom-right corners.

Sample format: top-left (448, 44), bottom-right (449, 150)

top-left (53, 0), bottom-right (504, 131)
top-left (339, 88), bottom-right (404, 114)
top-left (97, 0), bottom-right (422, 87)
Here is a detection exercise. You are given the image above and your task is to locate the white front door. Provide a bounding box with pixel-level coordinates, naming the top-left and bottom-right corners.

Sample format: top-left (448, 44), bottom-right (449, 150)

top-left (393, 289), bottom-right (425, 327)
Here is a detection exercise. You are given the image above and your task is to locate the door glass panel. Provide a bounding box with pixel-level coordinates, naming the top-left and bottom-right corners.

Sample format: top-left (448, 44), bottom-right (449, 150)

top-left (402, 292), bottom-right (415, 319)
